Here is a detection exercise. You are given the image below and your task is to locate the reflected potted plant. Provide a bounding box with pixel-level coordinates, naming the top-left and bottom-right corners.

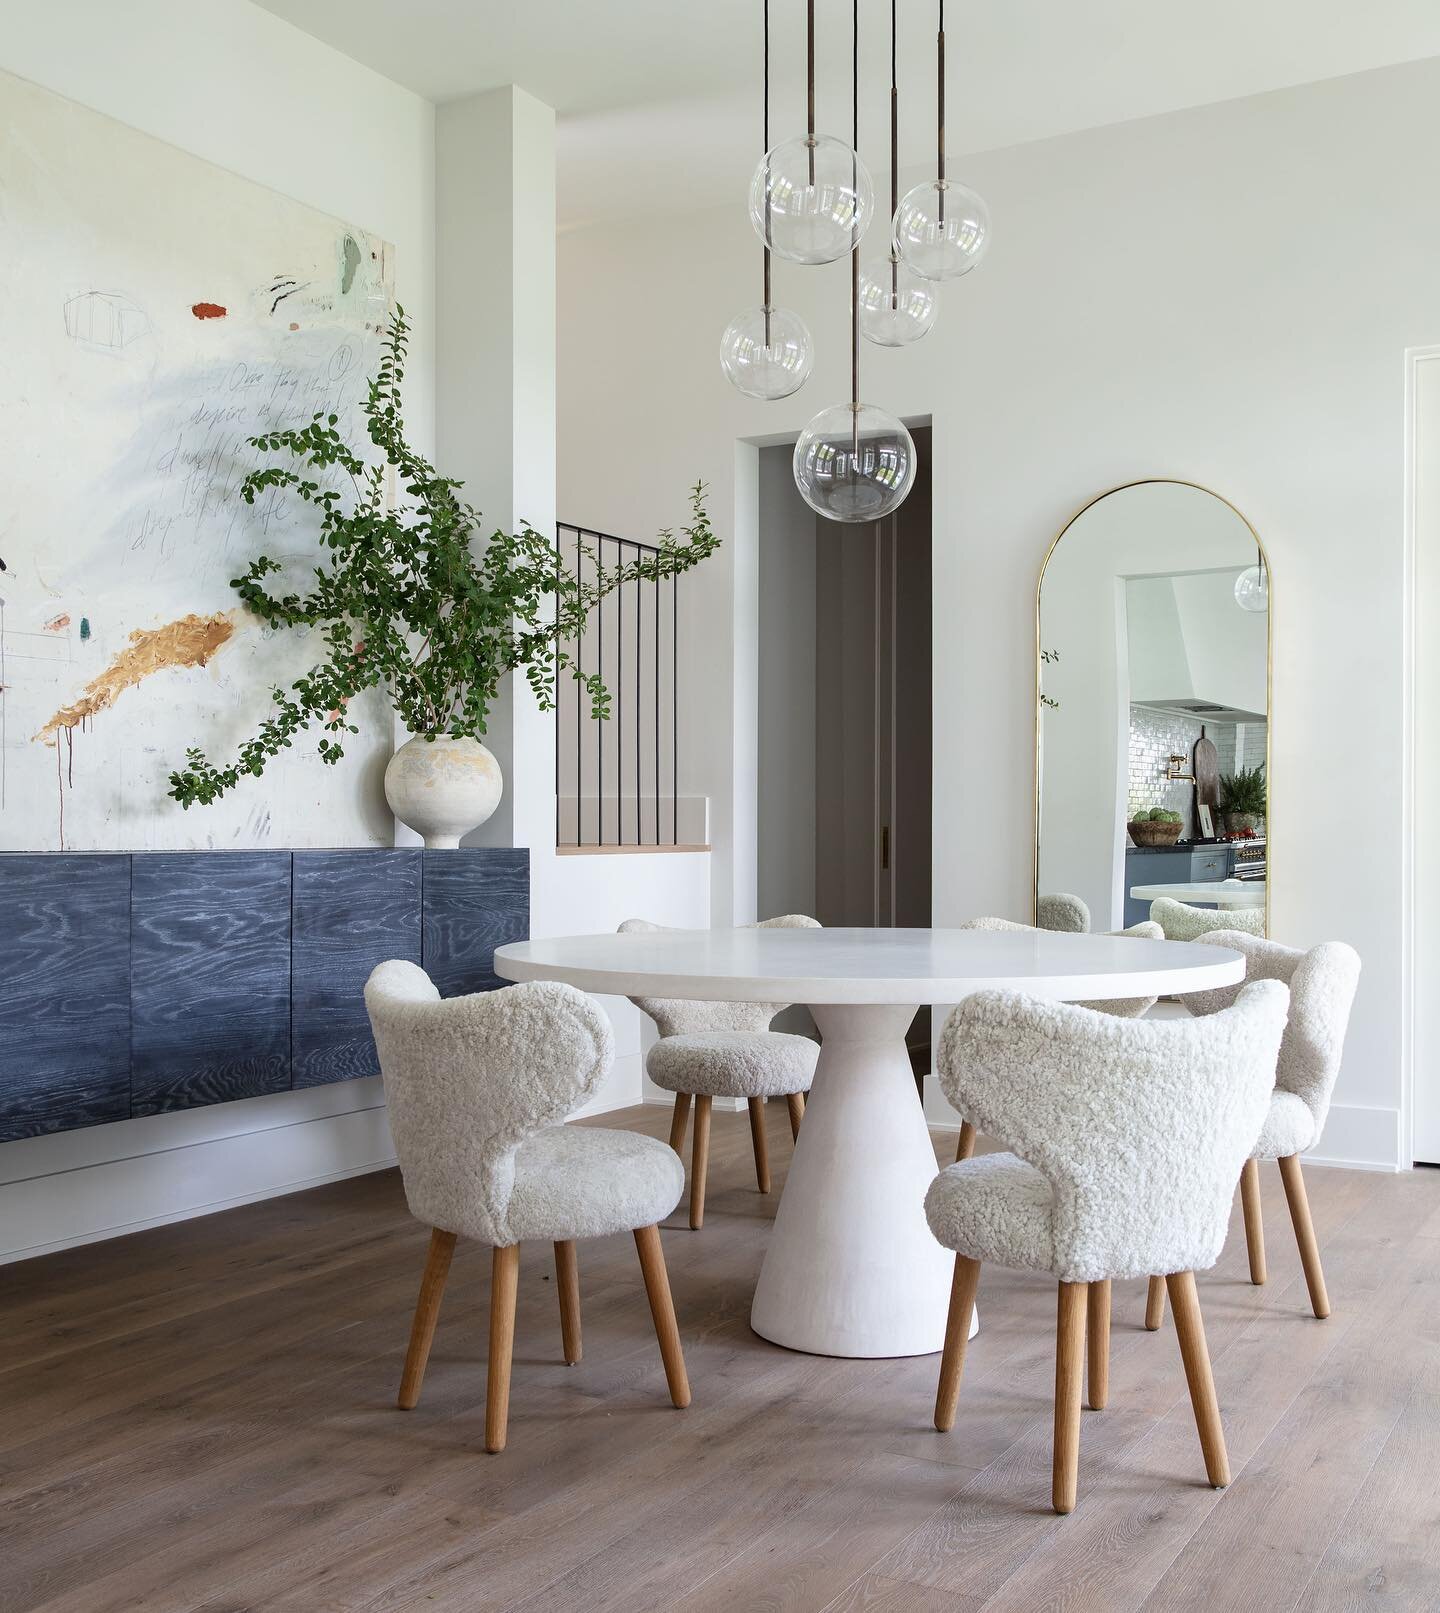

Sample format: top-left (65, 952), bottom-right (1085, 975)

top-left (1127, 807), bottom-right (1183, 847)
top-left (167, 309), bottom-right (718, 845)
top-left (1219, 764), bottom-right (1267, 835)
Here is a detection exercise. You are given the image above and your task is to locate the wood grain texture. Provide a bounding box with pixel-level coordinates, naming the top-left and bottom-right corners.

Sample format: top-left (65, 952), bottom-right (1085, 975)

top-left (129, 852), bottom-right (292, 1114)
top-left (1240, 1156), bottom-right (1267, 1285)
top-left (290, 849), bottom-right (421, 1088)
top-left (0, 854), bottom-right (130, 1139)
top-left (1053, 1280), bottom-right (1088, 1513)
top-left (2, 1107), bottom-right (1437, 1613)
top-left (420, 847), bottom-right (529, 998)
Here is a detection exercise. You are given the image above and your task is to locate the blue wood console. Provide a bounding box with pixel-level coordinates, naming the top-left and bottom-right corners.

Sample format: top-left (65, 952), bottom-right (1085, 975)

top-left (0, 848), bottom-right (529, 1141)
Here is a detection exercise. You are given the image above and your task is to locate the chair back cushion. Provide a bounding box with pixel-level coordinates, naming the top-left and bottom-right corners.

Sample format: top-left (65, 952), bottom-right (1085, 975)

top-left (1151, 897), bottom-right (1265, 939)
top-left (364, 961), bottom-right (612, 1244)
top-left (937, 980), bottom-right (1289, 1281)
top-left (1183, 932), bottom-right (1361, 1140)
top-left (619, 915), bottom-right (820, 1035)
top-left (1036, 893), bottom-right (1090, 933)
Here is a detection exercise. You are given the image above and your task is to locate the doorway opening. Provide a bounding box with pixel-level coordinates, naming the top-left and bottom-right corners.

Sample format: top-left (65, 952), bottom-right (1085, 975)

top-left (755, 427), bottom-right (933, 1076)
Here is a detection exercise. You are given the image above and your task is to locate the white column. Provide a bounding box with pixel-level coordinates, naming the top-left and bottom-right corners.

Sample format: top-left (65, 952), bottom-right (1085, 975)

top-left (434, 85), bottom-right (556, 850)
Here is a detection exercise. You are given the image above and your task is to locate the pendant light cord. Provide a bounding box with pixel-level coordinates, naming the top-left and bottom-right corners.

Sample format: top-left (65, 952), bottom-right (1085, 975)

top-left (851, 0), bottom-right (860, 442)
top-left (937, 0), bottom-right (946, 224)
top-left (762, 0), bottom-right (771, 339)
top-left (890, 0), bottom-right (899, 305)
top-left (806, 0), bottom-right (816, 183)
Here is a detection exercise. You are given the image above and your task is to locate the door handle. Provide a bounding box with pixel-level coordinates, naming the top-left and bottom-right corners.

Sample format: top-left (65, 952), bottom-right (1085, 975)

top-left (880, 826), bottom-right (890, 871)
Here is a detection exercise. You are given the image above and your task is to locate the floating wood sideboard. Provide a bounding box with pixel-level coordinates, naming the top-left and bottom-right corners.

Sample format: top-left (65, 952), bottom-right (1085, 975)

top-left (0, 848), bottom-right (529, 1141)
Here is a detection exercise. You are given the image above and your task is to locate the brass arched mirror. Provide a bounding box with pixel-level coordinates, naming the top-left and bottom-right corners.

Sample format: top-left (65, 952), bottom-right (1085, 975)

top-left (1035, 480), bottom-right (1271, 937)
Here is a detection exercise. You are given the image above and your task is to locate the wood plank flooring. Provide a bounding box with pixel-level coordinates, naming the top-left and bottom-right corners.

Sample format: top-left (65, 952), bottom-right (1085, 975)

top-left (2, 1104), bottom-right (1438, 1613)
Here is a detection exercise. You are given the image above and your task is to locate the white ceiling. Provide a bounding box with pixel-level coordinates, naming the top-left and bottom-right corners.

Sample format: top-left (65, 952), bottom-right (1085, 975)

top-left (256, 0), bottom-right (1440, 230)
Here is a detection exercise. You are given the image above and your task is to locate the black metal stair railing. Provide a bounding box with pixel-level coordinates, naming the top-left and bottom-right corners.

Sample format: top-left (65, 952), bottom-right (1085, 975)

top-left (554, 523), bottom-right (681, 848)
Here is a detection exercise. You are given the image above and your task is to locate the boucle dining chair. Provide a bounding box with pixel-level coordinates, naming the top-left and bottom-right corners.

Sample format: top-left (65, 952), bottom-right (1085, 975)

top-left (951, 918), bottom-right (1165, 1163)
top-left (1144, 932), bottom-right (1361, 1330)
top-left (619, 915), bottom-right (821, 1229)
top-left (1036, 892), bottom-right (1091, 933)
top-left (364, 961), bottom-right (691, 1454)
top-left (1151, 896), bottom-right (1266, 940)
top-left (926, 980), bottom-right (1288, 1513)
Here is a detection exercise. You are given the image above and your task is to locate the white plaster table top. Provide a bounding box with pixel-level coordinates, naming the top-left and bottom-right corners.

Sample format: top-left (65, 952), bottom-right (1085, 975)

top-left (494, 926), bottom-right (1244, 1005)
top-left (1129, 880), bottom-right (1267, 908)
top-left (494, 928), bottom-right (1245, 1360)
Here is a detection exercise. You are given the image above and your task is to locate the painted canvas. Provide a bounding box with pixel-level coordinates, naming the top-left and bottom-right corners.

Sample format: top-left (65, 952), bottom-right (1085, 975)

top-left (0, 68), bottom-right (396, 850)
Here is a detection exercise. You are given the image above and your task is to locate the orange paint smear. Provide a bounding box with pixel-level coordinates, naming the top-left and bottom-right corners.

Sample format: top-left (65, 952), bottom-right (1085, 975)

top-left (44, 613), bottom-right (70, 632)
top-left (35, 612), bottom-right (235, 744)
top-left (191, 302), bottom-right (227, 320)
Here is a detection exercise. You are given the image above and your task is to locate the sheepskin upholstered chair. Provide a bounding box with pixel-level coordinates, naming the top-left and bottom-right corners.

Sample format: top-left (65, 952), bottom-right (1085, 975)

top-left (620, 915), bottom-right (821, 1229)
top-left (365, 961), bottom-right (690, 1453)
top-left (1144, 932), bottom-right (1362, 1332)
top-left (1036, 892), bottom-right (1091, 933)
top-left (951, 918), bottom-right (1166, 1164)
top-left (1151, 896), bottom-right (1266, 940)
top-left (926, 981), bottom-right (1289, 1514)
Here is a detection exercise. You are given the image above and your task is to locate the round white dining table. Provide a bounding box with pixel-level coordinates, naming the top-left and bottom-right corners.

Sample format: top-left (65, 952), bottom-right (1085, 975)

top-left (493, 926), bottom-right (1245, 1360)
top-left (1129, 879), bottom-right (1266, 909)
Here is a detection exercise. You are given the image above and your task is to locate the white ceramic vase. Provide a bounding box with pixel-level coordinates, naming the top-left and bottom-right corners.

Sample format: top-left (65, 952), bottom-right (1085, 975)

top-left (383, 735), bottom-right (503, 849)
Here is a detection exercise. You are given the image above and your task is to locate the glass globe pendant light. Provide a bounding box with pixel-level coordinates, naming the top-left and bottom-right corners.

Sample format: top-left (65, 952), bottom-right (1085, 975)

top-left (1235, 547), bottom-right (1269, 612)
top-left (794, 0), bottom-right (916, 522)
top-left (749, 0), bottom-right (873, 265)
top-left (860, 1), bottom-right (938, 348)
top-left (893, 2), bottom-right (991, 282)
top-left (722, 0), bottom-right (813, 399)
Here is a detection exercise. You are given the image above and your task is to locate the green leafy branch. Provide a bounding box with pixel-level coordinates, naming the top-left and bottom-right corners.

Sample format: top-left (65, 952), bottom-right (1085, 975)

top-left (169, 307), bottom-right (718, 807)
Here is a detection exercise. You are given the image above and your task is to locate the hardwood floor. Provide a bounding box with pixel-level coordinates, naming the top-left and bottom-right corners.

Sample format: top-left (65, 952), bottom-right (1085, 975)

top-left (2, 1105), bottom-right (1438, 1612)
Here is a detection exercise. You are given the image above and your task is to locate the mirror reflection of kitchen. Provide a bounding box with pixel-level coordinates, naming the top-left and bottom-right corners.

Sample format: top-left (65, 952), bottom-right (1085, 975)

top-left (1037, 480), bottom-right (1269, 940)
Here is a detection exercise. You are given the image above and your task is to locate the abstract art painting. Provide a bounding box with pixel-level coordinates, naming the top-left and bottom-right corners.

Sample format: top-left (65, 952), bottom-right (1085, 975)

top-left (0, 68), bottom-right (395, 850)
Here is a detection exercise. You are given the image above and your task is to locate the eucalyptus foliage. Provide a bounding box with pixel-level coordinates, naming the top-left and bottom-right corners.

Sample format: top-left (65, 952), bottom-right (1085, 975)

top-left (169, 308), bottom-right (717, 807)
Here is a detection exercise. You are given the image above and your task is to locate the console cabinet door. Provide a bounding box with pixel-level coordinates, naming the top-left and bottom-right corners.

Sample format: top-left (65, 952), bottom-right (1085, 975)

top-left (421, 849), bottom-right (529, 998)
top-left (0, 855), bottom-right (131, 1140)
top-left (291, 850), bottom-right (422, 1088)
top-left (130, 852), bottom-right (292, 1115)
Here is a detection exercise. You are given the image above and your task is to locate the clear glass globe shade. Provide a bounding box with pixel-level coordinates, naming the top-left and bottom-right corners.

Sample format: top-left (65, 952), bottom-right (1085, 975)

top-left (1234, 564), bottom-right (1269, 613)
top-left (719, 305), bottom-right (814, 400)
top-left (858, 253), bottom-right (938, 347)
top-left (750, 135), bottom-right (874, 265)
top-left (893, 178), bottom-right (990, 281)
top-left (792, 403), bottom-right (917, 522)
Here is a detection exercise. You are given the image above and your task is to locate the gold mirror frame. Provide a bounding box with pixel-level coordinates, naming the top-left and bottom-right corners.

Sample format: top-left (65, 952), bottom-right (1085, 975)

top-left (1033, 478), bottom-right (1273, 936)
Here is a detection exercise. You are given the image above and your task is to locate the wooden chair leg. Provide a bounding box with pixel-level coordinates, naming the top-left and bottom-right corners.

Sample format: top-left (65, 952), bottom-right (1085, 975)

top-left (1054, 1281), bottom-right (1088, 1514)
top-left (554, 1240), bottom-right (582, 1365)
top-left (786, 1091), bottom-right (805, 1142)
top-left (955, 1121), bottom-right (977, 1163)
top-left (1145, 1274), bottom-right (1167, 1331)
top-left (668, 1092), bottom-right (692, 1156)
top-left (1166, 1270), bottom-right (1230, 1487)
top-left (933, 1255), bottom-right (981, 1431)
top-left (689, 1096), bottom-right (712, 1230)
top-left (747, 1097), bottom-right (772, 1193)
top-left (1240, 1157), bottom-right (1267, 1286)
top-left (1278, 1154), bottom-right (1331, 1319)
top-left (397, 1228), bottom-right (456, 1410)
top-left (634, 1224), bottom-right (691, 1408)
top-left (1086, 1279), bottom-right (1111, 1410)
top-left (485, 1244), bottom-right (520, 1454)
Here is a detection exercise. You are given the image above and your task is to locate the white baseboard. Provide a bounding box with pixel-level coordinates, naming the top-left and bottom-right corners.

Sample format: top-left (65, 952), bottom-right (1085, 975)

top-left (0, 1053), bottom-right (650, 1266)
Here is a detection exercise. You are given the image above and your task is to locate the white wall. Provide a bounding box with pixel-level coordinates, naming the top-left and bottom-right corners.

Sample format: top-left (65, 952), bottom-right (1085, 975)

top-left (560, 56), bottom-right (1440, 1170)
top-left (0, 0), bottom-right (436, 1261)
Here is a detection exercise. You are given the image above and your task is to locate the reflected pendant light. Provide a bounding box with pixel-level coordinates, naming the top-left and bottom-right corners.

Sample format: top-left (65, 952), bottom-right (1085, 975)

top-left (859, 0), bottom-right (937, 347)
top-left (893, 0), bottom-right (990, 282)
top-left (721, 0), bottom-right (814, 398)
top-left (794, 0), bottom-right (917, 521)
top-left (749, 0), bottom-right (874, 266)
top-left (1235, 546), bottom-right (1269, 612)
